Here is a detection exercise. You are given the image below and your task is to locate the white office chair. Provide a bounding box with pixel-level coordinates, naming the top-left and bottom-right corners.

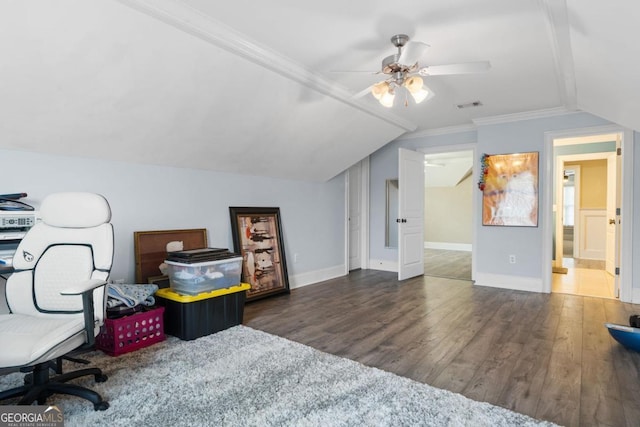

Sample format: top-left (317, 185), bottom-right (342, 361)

top-left (0, 192), bottom-right (113, 410)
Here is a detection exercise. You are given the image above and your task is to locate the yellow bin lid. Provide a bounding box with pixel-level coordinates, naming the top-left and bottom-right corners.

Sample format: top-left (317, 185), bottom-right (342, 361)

top-left (156, 283), bottom-right (251, 303)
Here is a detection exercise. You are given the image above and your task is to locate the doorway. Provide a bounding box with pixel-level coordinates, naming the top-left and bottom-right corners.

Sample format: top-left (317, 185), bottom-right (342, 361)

top-left (551, 135), bottom-right (619, 299)
top-left (421, 147), bottom-right (475, 281)
top-left (346, 158), bottom-right (369, 273)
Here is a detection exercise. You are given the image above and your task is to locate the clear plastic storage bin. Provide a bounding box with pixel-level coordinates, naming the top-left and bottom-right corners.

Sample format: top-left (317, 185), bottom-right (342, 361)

top-left (165, 256), bottom-right (242, 295)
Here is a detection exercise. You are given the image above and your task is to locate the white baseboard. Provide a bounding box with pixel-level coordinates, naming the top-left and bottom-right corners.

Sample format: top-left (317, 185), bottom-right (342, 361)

top-left (368, 258), bottom-right (398, 273)
top-left (289, 264), bottom-right (345, 289)
top-left (474, 272), bottom-right (545, 293)
top-left (424, 242), bottom-right (472, 251)
top-left (632, 287), bottom-right (640, 304)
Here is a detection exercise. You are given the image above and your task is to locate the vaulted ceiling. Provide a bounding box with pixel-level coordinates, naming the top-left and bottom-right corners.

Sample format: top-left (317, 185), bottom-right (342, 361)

top-left (0, 1), bottom-right (637, 181)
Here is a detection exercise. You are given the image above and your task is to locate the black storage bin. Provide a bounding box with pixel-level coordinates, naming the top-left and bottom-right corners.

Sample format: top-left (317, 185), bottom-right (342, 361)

top-left (155, 283), bottom-right (249, 341)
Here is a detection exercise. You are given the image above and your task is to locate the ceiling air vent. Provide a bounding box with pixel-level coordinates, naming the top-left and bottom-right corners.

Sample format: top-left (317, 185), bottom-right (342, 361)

top-left (456, 101), bottom-right (483, 109)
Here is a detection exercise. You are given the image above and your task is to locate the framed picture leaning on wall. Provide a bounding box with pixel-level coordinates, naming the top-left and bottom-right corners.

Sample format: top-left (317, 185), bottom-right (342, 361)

top-left (229, 207), bottom-right (290, 301)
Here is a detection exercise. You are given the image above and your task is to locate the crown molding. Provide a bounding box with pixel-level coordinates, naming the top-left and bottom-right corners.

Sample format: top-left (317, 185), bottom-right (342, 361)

top-left (114, 0), bottom-right (416, 132)
top-left (397, 123), bottom-right (477, 140)
top-left (472, 106), bottom-right (578, 126)
top-left (396, 106), bottom-right (582, 140)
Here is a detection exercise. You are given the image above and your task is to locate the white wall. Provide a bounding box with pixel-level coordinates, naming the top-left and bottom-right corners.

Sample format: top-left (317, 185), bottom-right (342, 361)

top-left (0, 149), bottom-right (346, 286)
top-left (424, 176), bottom-right (473, 245)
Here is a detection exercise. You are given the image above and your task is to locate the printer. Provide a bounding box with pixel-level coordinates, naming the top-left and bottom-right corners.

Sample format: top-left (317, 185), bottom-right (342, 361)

top-left (0, 211), bottom-right (38, 240)
top-left (0, 194), bottom-right (39, 268)
top-left (0, 212), bottom-right (40, 268)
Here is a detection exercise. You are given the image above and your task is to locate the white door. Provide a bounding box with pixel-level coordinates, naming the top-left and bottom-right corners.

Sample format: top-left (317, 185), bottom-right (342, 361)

top-left (398, 148), bottom-right (425, 280)
top-left (605, 153), bottom-right (616, 276)
top-left (606, 149), bottom-right (621, 297)
top-left (554, 158), bottom-right (565, 268)
top-left (348, 162), bottom-right (362, 270)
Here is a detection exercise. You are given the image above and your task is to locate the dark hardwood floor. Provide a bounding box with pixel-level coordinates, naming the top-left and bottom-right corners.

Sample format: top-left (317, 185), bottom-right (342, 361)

top-left (424, 248), bottom-right (472, 281)
top-left (243, 269), bottom-right (640, 427)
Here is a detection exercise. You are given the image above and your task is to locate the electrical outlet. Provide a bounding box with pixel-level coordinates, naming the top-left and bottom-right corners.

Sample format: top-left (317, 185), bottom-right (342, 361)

top-left (113, 278), bottom-right (125, 285)
top-left (509, 255), bottom-right (516, 264)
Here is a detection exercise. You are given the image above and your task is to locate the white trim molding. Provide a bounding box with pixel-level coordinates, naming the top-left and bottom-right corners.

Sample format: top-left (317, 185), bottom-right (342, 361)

top-left (473, 107), bottom-right (575, 126)
top-left (345, 157), bottom-right (370, 273)
top-left (424, 242), bottom-right (472, 251)
top-left (542, 124), bottom-right (634, 302)
top-left (397, 123), bottom-right (477, 140)
top-left (368, 259), bottom-right (398, 273)
top-left (474, 272), bottom-right (544, 293)
top-left (418, 142), bottom-right (477, 155)
top-left (289, 265), bottom-right (345, 290)
top-left (344, 169), bottom-right (350, 276)
top-left (360, 157), bottom-right (370, 269)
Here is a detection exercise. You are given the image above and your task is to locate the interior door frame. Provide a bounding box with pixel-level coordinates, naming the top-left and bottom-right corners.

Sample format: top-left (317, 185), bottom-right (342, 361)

top-left (565, 165), bottom-right (581, 259)
top-left (419, 143), bottom-right (477, 282)
top-left (555, 152), bottom-right (611, 268)
top-left (605, 151), bottom-right (617, 278)
top-left (542, 125), bottom-right (634, 302)
top-left (344, 157), bottom-right (370, 274)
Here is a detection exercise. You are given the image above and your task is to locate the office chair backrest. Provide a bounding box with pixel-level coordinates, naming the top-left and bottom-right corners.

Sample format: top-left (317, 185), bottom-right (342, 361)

top-left (6, 193), bottom-right (114, 329)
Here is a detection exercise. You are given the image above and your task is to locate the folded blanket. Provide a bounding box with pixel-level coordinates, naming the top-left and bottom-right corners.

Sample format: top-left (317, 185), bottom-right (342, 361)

top-left (107, 283), bottom-right (158, 308)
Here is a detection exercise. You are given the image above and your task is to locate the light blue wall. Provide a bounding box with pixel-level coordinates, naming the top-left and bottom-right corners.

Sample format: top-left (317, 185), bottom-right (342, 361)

top-left (369, 112), bottom-right (628, 283)
top-left (0, 149), bottom-right (346, 282)
top-left (475, 113), bottom-right (612, 278)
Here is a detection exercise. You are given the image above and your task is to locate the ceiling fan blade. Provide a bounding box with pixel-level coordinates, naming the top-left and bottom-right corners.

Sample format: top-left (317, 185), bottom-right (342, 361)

top-left (398, 41), bottom-right (430, 66)
top-left (330, 70), bottom-right (380, 74)
top-left (418, 61), bottom-right (491, 76)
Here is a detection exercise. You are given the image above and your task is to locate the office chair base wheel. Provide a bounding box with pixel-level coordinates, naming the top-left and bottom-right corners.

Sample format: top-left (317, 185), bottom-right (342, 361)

top-left (94, 401), bottom-right (109, 411)
top-left (95, 374), bottom-right (108, 383)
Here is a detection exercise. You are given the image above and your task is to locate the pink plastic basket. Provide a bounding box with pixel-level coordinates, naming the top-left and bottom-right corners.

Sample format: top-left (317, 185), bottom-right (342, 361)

top-left (96, 307), bottom-right (165, 356)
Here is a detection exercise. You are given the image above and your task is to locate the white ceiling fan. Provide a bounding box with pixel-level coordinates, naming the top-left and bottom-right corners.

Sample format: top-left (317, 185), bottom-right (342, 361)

top-left (348, 34), bottom-right (491, 107)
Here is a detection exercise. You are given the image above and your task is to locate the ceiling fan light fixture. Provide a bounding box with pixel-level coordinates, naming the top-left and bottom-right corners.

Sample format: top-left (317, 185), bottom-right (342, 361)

top-left (353, 34), bottom-right (490, 109)
top-left (409, 87), bottom-right (430, 104)
top-left (371, 81), bottom-right (395, 107)
top-left (371, 81), bottom-right (390, 100)
top-left (380, 91), bottom-right (395, 108)
top-left (403, 75), bottom-right (430, 104)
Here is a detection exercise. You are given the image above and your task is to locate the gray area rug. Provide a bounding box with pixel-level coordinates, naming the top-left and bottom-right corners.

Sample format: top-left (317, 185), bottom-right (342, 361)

top-left (0, 326), bottom-right (556, 426)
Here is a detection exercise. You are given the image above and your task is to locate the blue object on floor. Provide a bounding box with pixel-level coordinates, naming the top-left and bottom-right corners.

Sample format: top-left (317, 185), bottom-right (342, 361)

top-left (605, 323), bottom-right (640, 352)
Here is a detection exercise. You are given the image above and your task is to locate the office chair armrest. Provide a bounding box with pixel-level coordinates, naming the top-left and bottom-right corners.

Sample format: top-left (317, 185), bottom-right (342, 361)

top-left (60, 279), bottom-right (108, 348)
top-left (60, 278), bottom-right (108, 295)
